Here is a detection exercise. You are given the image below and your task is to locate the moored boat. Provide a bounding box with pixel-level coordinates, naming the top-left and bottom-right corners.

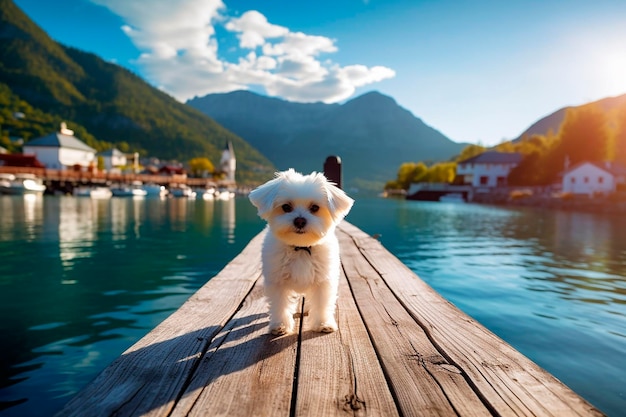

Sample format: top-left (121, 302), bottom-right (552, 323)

top-left (73, 186), bottom-right (113, 199)
top-left (0, 173), bottom-right (46, 195)
top-left (439, 193), bottom-right (466, 203)
top-left (111, 181), bottom-right (148, 198)
top-left (169, 184), bottom-right (196, 198)
top-left (142, 183), bottom-right (169, 198)
top-left (194, 187), bottom-right (216, 200)
top-left (215, 189), bottom-right (235, 200)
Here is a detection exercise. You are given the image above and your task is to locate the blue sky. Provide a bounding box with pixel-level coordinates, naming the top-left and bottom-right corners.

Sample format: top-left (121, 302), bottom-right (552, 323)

top-left (13, 0), bottom-right (626, 146)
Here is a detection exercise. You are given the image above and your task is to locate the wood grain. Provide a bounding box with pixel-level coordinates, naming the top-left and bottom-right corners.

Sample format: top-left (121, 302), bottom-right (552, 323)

top-left (338, 226), bottom-right (489, 417)
top-left (57, 222), bottom-right (602, 417)
top-left (56, 231), bottom-right (266, 417)
top-left (338, 221), bottom-right (603, 417)
top-left (171, 282), bottom-right (298, 417)
top-left (295, 271), bottom-right (400, 417)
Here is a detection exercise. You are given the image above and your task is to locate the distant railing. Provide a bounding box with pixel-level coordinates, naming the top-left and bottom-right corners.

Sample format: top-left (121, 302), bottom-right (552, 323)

top-left (2, 155), bottom-right (343, 189)
top-left (0, 166), bottom-right (225, 187)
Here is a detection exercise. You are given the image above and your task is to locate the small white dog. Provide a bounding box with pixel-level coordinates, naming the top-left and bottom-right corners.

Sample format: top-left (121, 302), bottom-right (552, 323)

top-left (249, 169), bottom-right (354, 335)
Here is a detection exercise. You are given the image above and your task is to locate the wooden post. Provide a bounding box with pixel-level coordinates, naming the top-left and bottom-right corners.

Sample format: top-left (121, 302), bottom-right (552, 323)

top-left (323, 156), bottom-right (342, 189)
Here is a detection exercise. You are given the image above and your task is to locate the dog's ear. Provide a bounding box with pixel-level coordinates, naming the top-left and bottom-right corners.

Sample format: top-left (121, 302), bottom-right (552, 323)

top-left (325, 182), bottom-right (354, 223)
top-left (249, 173), bottom-right (284, 219)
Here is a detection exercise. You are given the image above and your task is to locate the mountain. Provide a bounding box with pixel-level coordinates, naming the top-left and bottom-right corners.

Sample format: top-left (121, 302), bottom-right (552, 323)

top-left (0, 0), bottom-right (274, 182)
top-left (188, 90), bottom-right (466, 190)
top-left (515, 93), bottom-right (626, 141)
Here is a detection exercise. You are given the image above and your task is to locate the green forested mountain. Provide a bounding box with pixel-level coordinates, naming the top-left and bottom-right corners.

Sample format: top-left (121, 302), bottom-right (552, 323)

top-left (0, 0), bottom-right (274, 182)
top-left (386, 92), bottom-right (626, 189)
top-left (188, 90), bottom-right (467, 191)
top-left (514, 94), bottom-right (626, 142)
top-left (506, 96), bottom-right (626, 186)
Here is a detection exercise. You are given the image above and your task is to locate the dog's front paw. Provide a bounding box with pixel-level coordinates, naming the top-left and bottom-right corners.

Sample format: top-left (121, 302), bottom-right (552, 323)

top-left (269, 322), bottom-right (294, 335)
top-left (316, 322), bottom-right (337, 333)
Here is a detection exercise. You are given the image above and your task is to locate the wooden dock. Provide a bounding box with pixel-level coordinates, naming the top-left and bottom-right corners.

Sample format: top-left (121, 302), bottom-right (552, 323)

top-left (0, 166), bottom-right (229, 194)
top-left (56, 221), bottom-right (603, 417)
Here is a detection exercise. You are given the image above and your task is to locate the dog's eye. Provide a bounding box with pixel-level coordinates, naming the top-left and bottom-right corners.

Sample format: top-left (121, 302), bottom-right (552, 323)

top-left (310, 204), bottom-right (319, 213)
top-left (281, 204), bottom-right (293, 213)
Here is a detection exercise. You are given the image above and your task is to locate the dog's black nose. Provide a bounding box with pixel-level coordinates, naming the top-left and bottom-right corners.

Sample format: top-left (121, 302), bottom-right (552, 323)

top-left (293, 217), bottom-right (307, 229)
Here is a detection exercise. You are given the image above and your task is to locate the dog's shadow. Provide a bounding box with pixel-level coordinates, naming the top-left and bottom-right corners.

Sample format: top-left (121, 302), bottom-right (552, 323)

top-left (64, 295), bottom-right (341, 415)
top-left (178, 310), bottom-right (337, 404)
top-left (177, 311), bottom-right (301, 401)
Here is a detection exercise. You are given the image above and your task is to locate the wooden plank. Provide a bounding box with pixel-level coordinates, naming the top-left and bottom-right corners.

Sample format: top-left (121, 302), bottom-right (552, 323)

top-left (171, 281), bottom-right (298, 417)
top-left (56, 221), bottom-right (603, 417)
top-left (56, 231), bottom-right (266, 417)
top-left (338, 222), bottom-right (602, 417)
top-left (295, 270), bottom-right (400, 417)
top-left (338, 225), bottom-right (489, 417)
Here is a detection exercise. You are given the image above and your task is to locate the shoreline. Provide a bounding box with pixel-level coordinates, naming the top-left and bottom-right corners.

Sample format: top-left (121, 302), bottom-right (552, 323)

top-left (388, 186), bottom-right (626, 215)
top-left (472, 191), bottom-right (626, 215)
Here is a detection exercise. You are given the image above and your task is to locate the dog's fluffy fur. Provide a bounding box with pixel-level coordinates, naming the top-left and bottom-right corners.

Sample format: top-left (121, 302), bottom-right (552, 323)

top-left (249, 169), bottom-right (354, 335)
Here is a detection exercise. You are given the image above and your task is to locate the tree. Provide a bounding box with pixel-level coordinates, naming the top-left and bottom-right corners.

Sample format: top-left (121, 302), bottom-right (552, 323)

top-left (508, 151), bottom-right (547, 186)
top-left (495, 141), bottom-right (515, 153)
top-left (117, 141), bottom-right (131, 153)
top-left (454, 144), bottom-right (486, 162)
top-left (394, 162), bottom-right (428, 189)
top-left (422, 162), bottom-right (457, 183)
top-left (612, 105), bottom-right (626, 165)
top-left (384, 180), bottom-right (402, 190)
top-left (189, 157), bottom-right (214, 177)
top-left (97, 156), bottom-right (105, 171)
top-left (409, 162), bottom-right (428, 183)
top-left (555, 104), bottom-right (610, 166)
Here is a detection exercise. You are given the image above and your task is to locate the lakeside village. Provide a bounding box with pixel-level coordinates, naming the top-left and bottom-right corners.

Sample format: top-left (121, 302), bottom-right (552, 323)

top-left (2, 122), bottom-right (626, 213)
top-left (0, 123), bottom-right (239, 200)
top-left (387, 151), bottom-right (626, 213)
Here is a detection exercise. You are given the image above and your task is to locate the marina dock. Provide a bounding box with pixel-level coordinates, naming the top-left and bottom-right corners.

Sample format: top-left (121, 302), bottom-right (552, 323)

top-left (0, 166), bottom-right (227, 194)
top-left (56, 221), bottom-right (602, 417)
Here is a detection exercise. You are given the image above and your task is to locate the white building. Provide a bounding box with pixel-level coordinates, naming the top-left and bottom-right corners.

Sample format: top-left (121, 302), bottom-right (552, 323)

top-left (456, 151), bottom-right (522, 187)
top-left (220, 141), bottom-right (236, 182)
top-left (23, 123), bottom-right (96, 170)
top-left (562, 161), bottom-right (626, 196)
top-left (98, 148), bottom-right (127, 172)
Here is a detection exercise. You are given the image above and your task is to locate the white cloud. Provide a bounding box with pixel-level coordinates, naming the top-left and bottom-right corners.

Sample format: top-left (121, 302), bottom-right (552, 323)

top-left (225, 10), bottom-right (288, 48)
top-left (277, 56), bottom-right (326, 80)
top-left (338, 65), bottom-right (397, 87)
top-left (266, 64), bottom-right (397, 103)
top-left (262, 32), bottom-right (337, 58)
top-left (90, 0), bottom-right (395, 102)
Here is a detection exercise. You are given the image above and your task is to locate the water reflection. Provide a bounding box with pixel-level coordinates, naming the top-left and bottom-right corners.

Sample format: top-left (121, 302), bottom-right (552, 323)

top-left (168, 197), bottom-right (192, 230)
top-left (110, 197), bottom-right (147, 241)
top-left (195, 198), bottom-right (215, 233)
top-left (347, 200), bottom-right (626, 416)
top-left (4, 196), bottom-right (624, 416)
top-left (22, 194), bottom-right (43, 241)
top-left (221, 198), bottom-right (236, 244)
top-left (0, 194), bottom-right (44, 242)
top-left (0, 195), bottom-right (259, 417)
top-left (58, 198), bottom-right (102, 276)
top-left (385, 202), bottom-right (626, 313)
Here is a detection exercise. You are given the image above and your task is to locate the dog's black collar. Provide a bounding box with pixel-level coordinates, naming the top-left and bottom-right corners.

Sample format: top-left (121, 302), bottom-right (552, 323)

top-left (294, 246), bottom-right (312, 255)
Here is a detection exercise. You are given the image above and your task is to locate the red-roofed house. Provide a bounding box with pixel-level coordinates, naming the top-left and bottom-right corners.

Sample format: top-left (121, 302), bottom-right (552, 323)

top-left (158, 165), bottom-right (186, 176)
top-left (0, 154), bottom-right (45, 168)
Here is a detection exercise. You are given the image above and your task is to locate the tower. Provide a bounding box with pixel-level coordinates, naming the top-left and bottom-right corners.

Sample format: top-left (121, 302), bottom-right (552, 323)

top-left (220, 141), bottom-right (236, 182)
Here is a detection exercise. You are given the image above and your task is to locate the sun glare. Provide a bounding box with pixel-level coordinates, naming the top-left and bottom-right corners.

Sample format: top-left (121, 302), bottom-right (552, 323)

top-left (564, 28), bottom-right (626, 99)
top-left (599, 50), bottom-right (626, 93)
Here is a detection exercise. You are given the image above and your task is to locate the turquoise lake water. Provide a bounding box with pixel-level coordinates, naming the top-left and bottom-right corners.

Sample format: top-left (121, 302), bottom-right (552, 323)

top-left (0, 195), bottom-right (624, 416)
